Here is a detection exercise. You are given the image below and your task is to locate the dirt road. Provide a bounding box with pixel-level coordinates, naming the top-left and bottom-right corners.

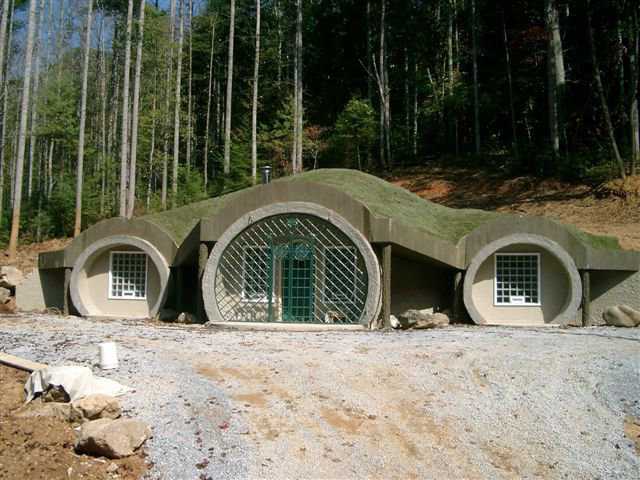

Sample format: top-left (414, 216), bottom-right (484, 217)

top-left (1, 314), bottom-right (639, 479)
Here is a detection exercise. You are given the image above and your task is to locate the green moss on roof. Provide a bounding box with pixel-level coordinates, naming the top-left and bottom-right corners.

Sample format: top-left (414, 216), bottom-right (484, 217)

top-left (283, 169), bottom-right (500, 244)
top-left (139, 168), bottom-right (622, 251)
top-left (140, 186), bottom-right (258, 244)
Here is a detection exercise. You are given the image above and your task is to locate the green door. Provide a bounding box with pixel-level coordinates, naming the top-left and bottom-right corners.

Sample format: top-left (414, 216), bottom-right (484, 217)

top-left (281, 242), bottom-right (315, 322)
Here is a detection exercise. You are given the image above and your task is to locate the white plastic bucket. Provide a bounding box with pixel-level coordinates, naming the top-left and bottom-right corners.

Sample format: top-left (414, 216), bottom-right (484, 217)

top-left (99, 342), bottom-right (119, 370)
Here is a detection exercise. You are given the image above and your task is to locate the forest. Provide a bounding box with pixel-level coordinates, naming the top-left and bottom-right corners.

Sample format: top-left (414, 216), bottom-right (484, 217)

top-left (0, 0), bottom-right (638, 260)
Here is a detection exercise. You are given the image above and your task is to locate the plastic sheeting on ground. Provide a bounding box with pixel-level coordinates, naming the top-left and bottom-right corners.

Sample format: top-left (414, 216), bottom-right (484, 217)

top-left (24, 365), bottom-right (132, 402)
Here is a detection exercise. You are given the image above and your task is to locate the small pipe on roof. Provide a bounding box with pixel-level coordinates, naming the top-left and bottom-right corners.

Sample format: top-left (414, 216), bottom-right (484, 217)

top-left (260, 165), bottom-right (272, 184)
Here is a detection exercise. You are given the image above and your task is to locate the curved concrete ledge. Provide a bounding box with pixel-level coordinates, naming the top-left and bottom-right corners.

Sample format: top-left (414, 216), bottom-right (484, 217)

top-left (463, 234), bottom-right (582, 325)
top-left (70, 235), bottom-right (170, 318)
top-left (202, 202), bottom-right (382, 327)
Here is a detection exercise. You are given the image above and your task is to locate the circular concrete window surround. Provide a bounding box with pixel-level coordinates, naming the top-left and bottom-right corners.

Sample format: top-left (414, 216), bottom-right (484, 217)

top-left (70, 235), bottom-right (170, 318)
top-left (463, 234), bottom-right (582, 325)
top-left (202, 202), bottom-right (382, 327)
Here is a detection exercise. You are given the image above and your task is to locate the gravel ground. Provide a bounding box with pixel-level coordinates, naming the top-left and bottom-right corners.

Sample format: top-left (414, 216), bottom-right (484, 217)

top-left (1, 313), bottom-right (639, 479)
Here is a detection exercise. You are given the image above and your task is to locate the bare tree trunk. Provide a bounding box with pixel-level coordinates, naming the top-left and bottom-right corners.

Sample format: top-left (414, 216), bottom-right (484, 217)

top-left (99, 20), bottom-right (107, 215)
top-left (275, 0), bottom-right (282, 87)
top-left (147, 77), bottom-right (157, 210)
top-left (203, 15), bottom-right (216, 189)
top-left (27, 0), bottom-right (44, 200)
top-left (119, 0), bottom-right (134, 217)
top-left (587, 1), bottom-right (626, 180)
top-left (630, 9), bottom-right (639, 176)
top-left (412, 54), bottom-right (418, 158)
top-left (8, 0), bottom-right (38, 262)
top-left (501, 9), bottom-right (519, 163)
top-left (127, 0), bottom-right (146, 218)
top-left (172, 0), bottom-right (184, 207)
top-left (161, 0), bottom-right (176, 210)
top-left (251, 0), bottom-right (260, 184)
top-left (294, 0), bottom-right (303, 173)
top-left (0, 0), bottom-right (9, 94)
top-left (545, 0), bottom-right (566, 169)
top-left (185, 0), bottom-right (192, 174)
top-left (0, 0), bottom-right (14, 225)
top-left (223, 0), bottom-right (235, 176)
top-left (471, 0), bottom-right (480, 154)
top-left (74, 0), bottom-right (93, 236)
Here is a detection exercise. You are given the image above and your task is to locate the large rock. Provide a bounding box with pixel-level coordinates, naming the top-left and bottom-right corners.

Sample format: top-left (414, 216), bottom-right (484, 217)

top-left (0, 266), bottom-right (23, 289)
top-left (0, 286), bottom-right (11, 303)
top-left (397, 309), bottom-right (450, 330)
top-left (15, 401), bottom-right (72, 422)
top-left (156, 308), bottom-right (178, 322)
top-left (603, 305), bottom-right (640, 328)
top-left (0, 297), bottom-right (16, 314)
top-left (176, 312), bottom-right (198, 324)
top-left (75, 418), bottom-right (151, 459)
top-left (71, 394), bottom-right (122, 422)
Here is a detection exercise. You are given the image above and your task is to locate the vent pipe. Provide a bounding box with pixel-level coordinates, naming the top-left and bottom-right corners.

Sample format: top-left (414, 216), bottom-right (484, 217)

top-left (260, 165), bottom-right (272, 184)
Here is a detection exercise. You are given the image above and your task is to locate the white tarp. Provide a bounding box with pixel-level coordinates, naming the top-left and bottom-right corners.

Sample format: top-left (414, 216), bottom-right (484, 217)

top-left (25, 366), bottom-right (132, 402)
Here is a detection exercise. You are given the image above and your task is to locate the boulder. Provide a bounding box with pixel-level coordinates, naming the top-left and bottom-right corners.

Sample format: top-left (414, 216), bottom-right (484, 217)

top-left (0, 286), bottom-right (11, 303)
top-left (75, 418), bottom-right (151, 459)
top-left (0, 266), bottom-right (23, 289)
top-left (15, 401), bottom-right (72, 422)
top-left (71, 394), bottom-right (122, 422)
top-left (397, 309), bottom-right (450, 330)
top-left (156, 308), bottom-right (178, 322)
top-left (603, 305), bottom-right (640, 328)
top-left (0, 297), bottom-right (16, 313)
top-left (176, 312), bottom-right (197, 324)
top-left (389, 314), bottom-right (401, 329)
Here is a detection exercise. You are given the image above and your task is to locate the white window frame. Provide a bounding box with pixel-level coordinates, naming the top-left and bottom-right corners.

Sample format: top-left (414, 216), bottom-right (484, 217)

top-left (108, 251), bottom-right (148, 300)
top-left (241, 245), bottom-right (271, 303)
top-left (493, 252), bottom-right (541, 307)
top-left (323, 246), bottom-right (358, 304)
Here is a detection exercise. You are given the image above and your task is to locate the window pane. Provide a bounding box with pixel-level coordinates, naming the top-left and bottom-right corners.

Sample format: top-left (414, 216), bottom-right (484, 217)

top-left (495, 254), bottom-right (539, 305)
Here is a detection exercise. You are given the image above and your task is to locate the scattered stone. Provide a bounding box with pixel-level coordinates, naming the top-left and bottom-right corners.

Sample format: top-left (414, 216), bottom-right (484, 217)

top-left (389, 315), bottom-right (400, 329)
top-left (0, 297), bottom-right (16, 313)
top-left (75, 418), bottom-right (151, 459)
top-left (15, 401), bottom-right (72, 422)
top-left (42, 385), bottom-right (70, 403)
top-left (156, 308), bottom-right (178, 322)
top-left (0, 286), bottom-right (11, 303)
top-left (603, 305), bottom-right (640, 328)
top-left (71, 394), bottom-right (122, 422)
top-left (106, 463), bottom-right (119, 474)
top-left (397, 309), bottom-right (450, 329)
top-left (176, 312), bottom-right (198, 324)
top-left (0, 266), bottom-right (23, 289)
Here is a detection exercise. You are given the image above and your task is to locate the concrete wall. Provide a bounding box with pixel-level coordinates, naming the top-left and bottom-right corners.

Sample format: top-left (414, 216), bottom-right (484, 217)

top-left (390, 255), bottom-right (452, 316)
top-left (79, 245), bottom-right (161, 318)
top-left (470, 244), bottom-right (570, 325)
top-left (16, 268), bottom-right (65, 312)
top-left (582, 270), bottom-right (640, 325)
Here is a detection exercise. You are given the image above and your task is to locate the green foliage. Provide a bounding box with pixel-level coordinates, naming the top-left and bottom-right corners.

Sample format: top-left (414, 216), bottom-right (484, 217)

top-left (332, 98), bottom-right (376, 169)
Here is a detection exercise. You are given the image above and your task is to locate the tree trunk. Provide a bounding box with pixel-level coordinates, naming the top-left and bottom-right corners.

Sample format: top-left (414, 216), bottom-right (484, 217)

top-left (501, 9), bottom-right (519, 163)
top-left (587, 1), bottom-right (626, 179)
top-left (127, 0), bottom-right (146, 218)
top-left (630, 10), bottom-right (639, 176)
top-left (295, 0), bottom-right (304, 173)
top-left (223, 0), bottom-right (235, 176)
top-left (27, 0), bottom-right (44, 200)
top-left (99, 20), bottom-right (107, 215)
top-left (185, 0), bottom-right (192, 174)
top-left (119, 0), bottom-right (134, 217)
top-left (147, 73), bottom-right (157, 210)
top-left (0, 0), bottom-right (14, 225)
top-left (251, 0), bottom-right (260, 184)
top-left (203, 15), bottom-right (216, 189)
top-left (0, 0), bottom-right (9, 96)
top-left (471, 0), bottom-right (480, 154)
top-left (8, 0), bottom-right (38, 262)
top-left (74, 0), bottom-right (93, 236)
top-left (161, 0), bottom-right (176, 210)
top-left (545, 0), bottom-right (565, 168)
top-left (171, 0), bottom-right (184, 207)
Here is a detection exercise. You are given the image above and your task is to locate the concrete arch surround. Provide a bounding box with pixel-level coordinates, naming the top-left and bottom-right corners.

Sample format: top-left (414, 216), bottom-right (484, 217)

top-left (463, 234), bottom-right (582, 325)
top-left (202, 202), bottom-right (382, 327)
top-left (70, 235), bottom-right (170, 318)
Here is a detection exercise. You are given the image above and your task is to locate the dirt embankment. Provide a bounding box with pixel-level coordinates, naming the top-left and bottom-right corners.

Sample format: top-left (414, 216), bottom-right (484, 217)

top-left (0, 238), bottom-right (71, 274)
top-left (0, 364), bottom-right (146, 480)
top-left (389, 167), bottom-right (640, 251)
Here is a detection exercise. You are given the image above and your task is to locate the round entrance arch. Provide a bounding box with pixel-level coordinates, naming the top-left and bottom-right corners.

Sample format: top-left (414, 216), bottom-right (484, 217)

top-left (70, 235), bottom-right (170, 318)
top-left (463, 234), bottom-right (582, 325)
top-left (202, 202), bottom-right (382, 326)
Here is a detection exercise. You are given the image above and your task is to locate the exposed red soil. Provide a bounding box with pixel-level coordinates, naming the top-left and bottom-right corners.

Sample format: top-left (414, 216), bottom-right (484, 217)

top-left (0, 365), bottom-right (146, 480)
top-left (0, 238), bottom-right (72, 274)
top-left (388, 167), bottom-right (640, 251)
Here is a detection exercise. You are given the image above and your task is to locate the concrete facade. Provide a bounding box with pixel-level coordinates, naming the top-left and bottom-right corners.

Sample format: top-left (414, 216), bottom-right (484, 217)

top-left (32, 169), bottom-right (640, 327)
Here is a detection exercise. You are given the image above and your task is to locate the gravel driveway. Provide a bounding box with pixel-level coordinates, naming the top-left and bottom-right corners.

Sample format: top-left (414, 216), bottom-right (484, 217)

top-left (1, 313), bottom-right (639, 479)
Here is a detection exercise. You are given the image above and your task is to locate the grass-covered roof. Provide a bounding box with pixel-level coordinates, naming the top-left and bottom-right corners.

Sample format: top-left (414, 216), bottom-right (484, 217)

top-left (140, 168), bottom-right (621, 250)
